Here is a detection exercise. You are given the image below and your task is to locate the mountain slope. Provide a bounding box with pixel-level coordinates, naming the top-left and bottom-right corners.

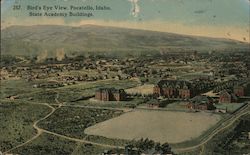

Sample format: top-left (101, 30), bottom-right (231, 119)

top-left (1, 25), bottom-right (249, 56)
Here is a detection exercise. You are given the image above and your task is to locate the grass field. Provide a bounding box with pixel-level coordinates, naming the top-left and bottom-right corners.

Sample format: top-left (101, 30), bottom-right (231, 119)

top-left (22, 90), bottom-right (58, 103)
top-left (57, 69), bottom-right (119, 78)
top-left (5, 79), bottom-right (139, 104)
top-left (38, 107), bottom-right (123, 139)
top-left (214, 103), bottom-right (245, 113)
top-left (0, 79), bottom-right (42, 99)
top-left (203, 114), bottom-right (250, 155)
top-left (71, 97), bottom-right (144, 109)
top-left (85, 110), bottom-right (221, 144)
top-left (0, 101), bottom-right (51, 152)
top-left (12, 133), bottom-right (108, 155)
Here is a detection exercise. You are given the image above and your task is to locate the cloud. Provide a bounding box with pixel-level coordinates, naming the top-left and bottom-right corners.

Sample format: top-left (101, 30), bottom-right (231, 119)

top-left (128, 0), bottom-right (140, 17)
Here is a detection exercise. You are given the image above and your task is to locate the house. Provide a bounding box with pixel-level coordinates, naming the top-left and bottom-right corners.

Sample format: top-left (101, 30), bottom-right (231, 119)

top-left (187, 95), bottom-right (215, 110)
top-left (219, 90), bottom-right (238, 103)
top-left (95, 88), bottom-right (126, 101)
top-left (153, 80), bottom-right (194, 99)
top-left (233, 86), bottom-right (244, 97)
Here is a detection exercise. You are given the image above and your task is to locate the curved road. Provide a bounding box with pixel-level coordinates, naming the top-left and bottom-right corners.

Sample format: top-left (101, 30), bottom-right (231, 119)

top-left (3, 98), bottom-right (249, 154)
top-left (174, 104), bottom-right (250, 153)
top-left (3, 103), bottom-right (56, 154)
top-left (4, 95), bottom-right (123, 155)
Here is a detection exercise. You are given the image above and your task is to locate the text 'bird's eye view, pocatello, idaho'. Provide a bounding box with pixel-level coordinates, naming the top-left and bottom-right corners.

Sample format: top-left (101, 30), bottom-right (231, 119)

top-left (0, 0), bottom-right (250, 155)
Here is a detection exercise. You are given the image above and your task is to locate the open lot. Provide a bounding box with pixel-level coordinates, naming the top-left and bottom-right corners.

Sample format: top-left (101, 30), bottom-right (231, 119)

top-left (85, 110), bottom-right (221, 144)
top-left (125, 84), bottom-right (154, 95)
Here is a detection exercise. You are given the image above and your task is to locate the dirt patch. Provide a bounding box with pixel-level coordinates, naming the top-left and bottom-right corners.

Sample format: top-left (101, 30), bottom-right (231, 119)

top-left (125, 84), bottom-right (154, 95)
top-left (85, 110), bottom-right (221, 143)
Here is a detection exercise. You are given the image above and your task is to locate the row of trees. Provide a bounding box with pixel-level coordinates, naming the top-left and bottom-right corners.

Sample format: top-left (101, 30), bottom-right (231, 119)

top-left (125, 138), bottom-right (174, 155)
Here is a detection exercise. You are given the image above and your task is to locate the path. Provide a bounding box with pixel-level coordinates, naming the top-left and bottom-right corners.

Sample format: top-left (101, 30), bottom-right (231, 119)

top-left (3, 103), bottom-right (56, 154)
top-left (41, 129), bottom-right (123, 149)
top-left (174, 103), bottom-right (250, 153)
top-left (3, 95), bottom-right (124, 155)
top-left (3, 97), bottom-right (249, 154)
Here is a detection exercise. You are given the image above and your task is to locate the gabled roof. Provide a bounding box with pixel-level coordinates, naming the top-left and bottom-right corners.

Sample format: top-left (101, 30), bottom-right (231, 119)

top-left (220, 90), bottom-right (231, 96)
top-left (191, 95), bottom-right (213, 105)
top-left (220, 90), bottom-right (238, 100)
top-left (96, 88), bottom-right (125, 93)
top-left (157, 80), bottom-right (192, 89)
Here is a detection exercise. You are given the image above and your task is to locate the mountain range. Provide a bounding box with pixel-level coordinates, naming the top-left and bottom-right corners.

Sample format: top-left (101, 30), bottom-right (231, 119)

top-left (1, 25), bottom-right (249, 57)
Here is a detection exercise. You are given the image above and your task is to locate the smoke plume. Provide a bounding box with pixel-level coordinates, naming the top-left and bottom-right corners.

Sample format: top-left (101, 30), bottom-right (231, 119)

top-left (56, 48), bottom-right (65, 61)
top-left (36, 50), bottom-right (48, 62)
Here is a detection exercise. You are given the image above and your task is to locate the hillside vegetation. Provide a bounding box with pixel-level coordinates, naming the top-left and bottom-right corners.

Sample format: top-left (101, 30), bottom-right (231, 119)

top-left (1, 25), bottom-right (248, 57)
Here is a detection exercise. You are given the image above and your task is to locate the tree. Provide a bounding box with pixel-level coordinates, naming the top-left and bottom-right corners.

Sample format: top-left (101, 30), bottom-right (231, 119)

top-left (155, 142), bottom-right (161, 152)
top-left (161, 142), bottom-right (172, 154)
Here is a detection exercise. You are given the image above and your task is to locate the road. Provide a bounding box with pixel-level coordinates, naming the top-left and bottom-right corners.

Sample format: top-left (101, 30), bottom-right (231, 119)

top-left (54, 104), bottom-right (134, 112)
top-left (3, 103), bottom-right (56, 154)
top-left (3, 94), bottom-right (124, 155)
top-left (41, 128), bottom-right (123, 149)
top-left (174, 103), bottom-right (250, 153)
top-left (3, 97), bottom-right (249, 154)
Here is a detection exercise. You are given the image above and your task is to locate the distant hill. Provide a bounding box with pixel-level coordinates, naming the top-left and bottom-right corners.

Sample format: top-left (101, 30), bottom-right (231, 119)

top-left (1, 25), bottom-right (249, 57)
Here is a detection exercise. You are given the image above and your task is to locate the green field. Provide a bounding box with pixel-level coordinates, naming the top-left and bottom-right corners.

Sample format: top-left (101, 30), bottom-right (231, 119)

top-left (38, 107), bottom-right (123, 139)
top-left (214, 103), bottom-right (245, 113)
top-left (0, 101), bottom-right (51, 152)
top-left (70, 97), bottom-right (144, 109)
top-left (204, 114), bottom-right (250, 155)
top-left (1, 79), bottom-right (139, 104)
top-left (0, 79), bottom-right (42, 99)
top-left (12, 133), bottom-right (108, 155)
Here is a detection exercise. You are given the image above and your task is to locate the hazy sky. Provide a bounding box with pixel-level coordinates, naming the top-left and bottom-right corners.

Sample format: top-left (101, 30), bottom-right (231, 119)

top-left (1, 0), bottom-right (250, 42)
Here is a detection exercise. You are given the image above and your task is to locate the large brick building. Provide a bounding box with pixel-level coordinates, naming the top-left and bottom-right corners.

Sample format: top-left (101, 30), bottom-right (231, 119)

top-left (95, 88), bottom-right (126, 101)
top-left (153, 80), bottom-right (195, 99)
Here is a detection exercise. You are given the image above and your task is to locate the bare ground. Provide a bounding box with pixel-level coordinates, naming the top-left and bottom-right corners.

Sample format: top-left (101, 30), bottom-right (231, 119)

top-left (85, 110), bottom-right (221, 143)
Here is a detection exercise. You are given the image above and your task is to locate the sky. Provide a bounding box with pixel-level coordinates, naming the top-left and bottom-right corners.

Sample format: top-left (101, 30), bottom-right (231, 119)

top-left (1, 0), bottom-right (250, 42)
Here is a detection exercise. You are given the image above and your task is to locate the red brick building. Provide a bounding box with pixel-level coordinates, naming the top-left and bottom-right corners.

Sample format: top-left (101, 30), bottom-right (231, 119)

top-left (153, 80), bottom-right (194, 99)
top-left (95, 88), bottom-right (126, 101)
top-left (219, 90), bottom-right (238, 103)
top-left (187, 95), bottom-right (215, 110)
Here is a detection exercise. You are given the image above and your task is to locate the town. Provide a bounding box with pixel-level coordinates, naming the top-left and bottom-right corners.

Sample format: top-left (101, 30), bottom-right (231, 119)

top-left (1, 0), bottom-right (250, 153)
top-left (1, 49), bottom-right (250, 154)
